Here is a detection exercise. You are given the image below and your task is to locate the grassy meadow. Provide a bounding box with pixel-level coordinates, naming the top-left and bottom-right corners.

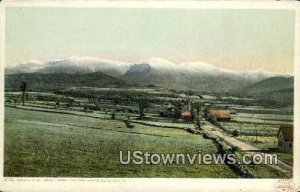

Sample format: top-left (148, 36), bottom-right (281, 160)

top-left (4, 107), bottom-right (237, 177)
top-left (4, 87), bottom-right (294, 178)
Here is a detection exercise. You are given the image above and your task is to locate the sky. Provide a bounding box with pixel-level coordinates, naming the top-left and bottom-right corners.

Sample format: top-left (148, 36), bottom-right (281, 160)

top-left (5, 8), bottom-right (295, 74)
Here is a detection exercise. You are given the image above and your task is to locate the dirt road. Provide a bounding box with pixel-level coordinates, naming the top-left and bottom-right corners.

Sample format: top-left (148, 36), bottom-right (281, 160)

top-left (202, 121), bottom-right (293, 175)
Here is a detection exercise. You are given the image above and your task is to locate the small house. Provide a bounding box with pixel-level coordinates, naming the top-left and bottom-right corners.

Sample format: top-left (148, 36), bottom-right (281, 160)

top-left (278, 126), bottom-right (293, 153)
top-left (208, 109), bottom-right (231, 121)
top-left (181, 111), bottom-right (192, 120)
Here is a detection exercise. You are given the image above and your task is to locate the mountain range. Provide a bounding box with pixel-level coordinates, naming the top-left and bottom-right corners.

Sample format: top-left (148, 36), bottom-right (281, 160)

top-left (239, 76), bottom-right (294, 107)
top-left (5, 56), bottom-right (292, 93)
top-left (6, 56), bottom-right (131, 77)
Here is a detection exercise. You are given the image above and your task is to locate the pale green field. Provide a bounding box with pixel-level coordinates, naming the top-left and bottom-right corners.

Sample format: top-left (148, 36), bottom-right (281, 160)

top-left (221, 122), bottom-right (279, 136)
top-left (232, 113), bottom-right (293, 122)
top-left (5, 107), bottom-right (238, 178)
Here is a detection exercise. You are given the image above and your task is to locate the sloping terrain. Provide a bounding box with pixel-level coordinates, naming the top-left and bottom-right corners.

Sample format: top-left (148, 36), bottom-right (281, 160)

top-left (237, 77), bottom-right (294, 107)
top-left (241, 77), bottom-right (293, 94)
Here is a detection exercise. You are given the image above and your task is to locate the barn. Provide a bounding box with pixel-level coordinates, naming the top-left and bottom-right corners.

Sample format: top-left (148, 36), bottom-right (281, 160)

top-left (180, 111), bottom-right (192, 120)
top-left (277, 126), bottom-right (293, 153)
top-left (208, 109), bottom-right (231, 121)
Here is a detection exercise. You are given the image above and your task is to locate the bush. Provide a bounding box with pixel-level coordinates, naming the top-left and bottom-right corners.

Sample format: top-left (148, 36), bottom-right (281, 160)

top-left (124, 120), bottom-right (134, 129)
top-left (232, 129), bottom-right (239, 137)
top-left (231, 146), bottom-right (239, 153)
top-left (207, 115), bottom-right (220, 126)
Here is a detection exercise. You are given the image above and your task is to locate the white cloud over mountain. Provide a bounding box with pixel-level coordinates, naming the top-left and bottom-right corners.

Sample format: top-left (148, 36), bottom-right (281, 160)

top-left (6, 56), bottom-right (288, 82)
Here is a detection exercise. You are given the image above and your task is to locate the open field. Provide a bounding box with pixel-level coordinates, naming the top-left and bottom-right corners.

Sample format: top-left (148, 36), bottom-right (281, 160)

top-left (4, 87), bottom-right (294, 178)
top-left (232, 113), bottom-right (293, 122)
top-left (5, 107), bottom-right (237, 177)
top-left (221, 122), bottom-right (279, 136)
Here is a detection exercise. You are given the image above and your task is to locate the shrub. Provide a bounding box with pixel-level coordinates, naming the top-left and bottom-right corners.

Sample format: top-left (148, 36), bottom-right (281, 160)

top-left (124, 120), bottom-right (134, 129)
top-left (231, 146), bottom-right (239, 153)
top-left (232, 129), bottom-right (239, 137)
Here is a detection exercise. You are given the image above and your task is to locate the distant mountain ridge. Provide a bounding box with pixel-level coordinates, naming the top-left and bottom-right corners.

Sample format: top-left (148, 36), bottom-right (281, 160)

top-left (5, 72), bottom-right (128, 91)
top-left (240, 76), bottom-right (294, 95)
top-left (123, 57), bottom-right (289, 92)
top-left (5, 56), bottom-right (292, 92)
top-left (238, 76), bottom-right (294, 107)
top-left (6, 56), bottom-right (131, 77)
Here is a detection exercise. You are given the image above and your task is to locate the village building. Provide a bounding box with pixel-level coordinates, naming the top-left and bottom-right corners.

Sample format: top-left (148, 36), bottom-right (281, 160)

top-left (278, 126), bottom-right (293, 153)
top-left (180, 111), bottom-right (192, 120)
top-left (208, 109), bottom-right (231, 121)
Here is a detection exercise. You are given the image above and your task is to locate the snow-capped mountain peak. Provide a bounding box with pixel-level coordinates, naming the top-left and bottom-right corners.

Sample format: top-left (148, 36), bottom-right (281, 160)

top-left (6, 56), bottom-right (131, 76)
top-left (134, 57), bottom-right (176, 70)
top-left (6, 56), bottom-right (290, 83)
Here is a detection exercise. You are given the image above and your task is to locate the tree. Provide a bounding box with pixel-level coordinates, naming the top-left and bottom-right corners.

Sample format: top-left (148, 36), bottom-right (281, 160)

top-left (112, 97), bottom-right (118, 107)
top-left (20, 81), bottom-right (27, 106)
top-left (195, 116), bottom-right (201, 130)
top-left (111, 112), bottom-right (115, 120)
top-left (55, 101), bottom-right (60, 108)
top-left (124, 115), bottom-right (134, 129)
top-left (138, 97), bottom-right (149, 119)
top-left (191, 101), bottom-right (202, 120)
top-left (233, 129), bottom-right (239, 137)
top-left (93, 98), bottom-right (101, 110)
top-left (194, 102), bottom-right (202, 117)
top-left (173, 100), bottom-right (184, 118)
top-left (203, 107), bottom-right (209, 120)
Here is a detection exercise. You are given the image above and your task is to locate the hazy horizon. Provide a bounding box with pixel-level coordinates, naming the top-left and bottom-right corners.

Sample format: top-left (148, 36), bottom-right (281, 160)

top-left (6, 8), bottom-right (295, 74)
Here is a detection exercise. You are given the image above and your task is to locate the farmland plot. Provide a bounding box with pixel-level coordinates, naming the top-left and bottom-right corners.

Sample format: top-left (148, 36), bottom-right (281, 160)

top-left (232, 113), bottom-right (293, 122)
top-left (220, 106), bottom-right (293, 136)
top-left (221, 122), bottom-right (280, 136)
top-left (4, 107), bottom-right (237, 177)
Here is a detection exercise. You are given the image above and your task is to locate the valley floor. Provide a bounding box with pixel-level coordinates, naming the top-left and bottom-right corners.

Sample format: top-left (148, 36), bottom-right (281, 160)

top-left (5, 106), bottom-right (238, 178)
top-left (4, 105), bottom-right (292, 178)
